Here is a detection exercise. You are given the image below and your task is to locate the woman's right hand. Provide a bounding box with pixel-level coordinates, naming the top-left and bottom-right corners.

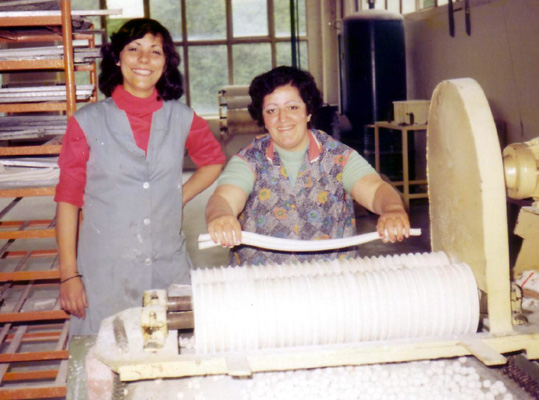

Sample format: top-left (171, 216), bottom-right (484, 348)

top-left (205, 184), bottom-right (249, 248)
top-left (60, 277), bottom-right (88, 319)
top-left (207, 215), bottom-right (242, 248)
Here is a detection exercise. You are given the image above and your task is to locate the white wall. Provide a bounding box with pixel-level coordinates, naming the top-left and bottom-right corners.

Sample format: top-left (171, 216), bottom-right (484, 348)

top-left (306, 0), bottom-right (340, 105)
top-left (404, 0), bottom-right (539, 145)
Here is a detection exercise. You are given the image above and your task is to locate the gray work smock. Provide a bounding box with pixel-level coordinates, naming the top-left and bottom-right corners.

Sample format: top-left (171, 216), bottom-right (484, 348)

top-left (70, 97), bottom-right (194, 336)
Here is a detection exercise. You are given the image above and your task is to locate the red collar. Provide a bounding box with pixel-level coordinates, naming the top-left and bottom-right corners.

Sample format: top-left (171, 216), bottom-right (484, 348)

top-left (265, 130), bottom-right (322, 163)
top-left (111, 85), bottom-right (163, 115)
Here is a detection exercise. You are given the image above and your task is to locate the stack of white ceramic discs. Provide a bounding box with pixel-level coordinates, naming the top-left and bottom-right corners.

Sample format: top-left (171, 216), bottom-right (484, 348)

top-left (191, 252), bottom-right (479, 354)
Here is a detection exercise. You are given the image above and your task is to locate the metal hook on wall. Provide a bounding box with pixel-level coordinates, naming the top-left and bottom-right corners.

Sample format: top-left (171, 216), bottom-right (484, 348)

top-left (465, 0), bottom-right (471, 36)
top-left (448, 0), bottom-right (455, 37)
top-left (448, 0), bottom-right (472, 37)
top-left (329, 19), bottom-right (343, 33)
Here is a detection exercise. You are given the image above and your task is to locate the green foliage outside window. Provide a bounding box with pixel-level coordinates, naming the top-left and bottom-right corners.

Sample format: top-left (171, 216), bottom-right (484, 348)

top-left (186, 0), bottom-right (226, 40)
top-left (276, 41), bottom-right (308, 70)
top-left (274, 0), bottom-right (306, 37)
top-left (232, 0), bottom-right (268, 37)
top-left (189, 46), bottom-right (228, 114)
top-left (233, 43), bottom-right (272, 85)
top-left (78, 0), bottom-right (306, 115)
top-left (150, 1), bottom-right (182, 40)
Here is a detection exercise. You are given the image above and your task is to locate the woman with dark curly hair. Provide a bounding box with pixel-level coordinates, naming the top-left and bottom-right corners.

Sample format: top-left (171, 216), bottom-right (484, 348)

top-left (98, 18), bottom-right (183, 100)
top-left (55, 18), bottom-right (225, 335)
top-left (206, 66), bottom-right (409, 266)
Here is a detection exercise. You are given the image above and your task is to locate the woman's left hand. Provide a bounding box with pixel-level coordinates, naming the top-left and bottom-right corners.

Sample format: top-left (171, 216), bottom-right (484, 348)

top-left (350, 174), bottom-right (411, 244)
top-left (376, 205), bottom-right (410, 243)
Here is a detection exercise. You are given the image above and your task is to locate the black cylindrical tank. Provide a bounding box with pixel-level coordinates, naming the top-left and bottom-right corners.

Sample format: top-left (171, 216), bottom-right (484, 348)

top-left (340, 11), bottom-right (407, 154)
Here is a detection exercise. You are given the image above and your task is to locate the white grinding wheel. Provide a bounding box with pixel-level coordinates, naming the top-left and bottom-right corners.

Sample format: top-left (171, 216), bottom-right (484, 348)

top-left (427, 78), bottom-right (512, 333)
top-left (192, 255), bottom-right (479, 354)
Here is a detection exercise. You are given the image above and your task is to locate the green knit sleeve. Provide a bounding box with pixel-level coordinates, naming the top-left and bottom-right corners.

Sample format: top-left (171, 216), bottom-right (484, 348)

top-left (342, 150), bottom-right (378, 193)
top-left (217, 155), bottom-right (256, 195)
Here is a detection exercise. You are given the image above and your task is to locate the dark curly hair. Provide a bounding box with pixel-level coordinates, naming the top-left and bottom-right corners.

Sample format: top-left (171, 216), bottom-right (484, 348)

top-left (98, 18), bottom-right (183, 100)
top-left (248, 66), bottom-right (323, 129)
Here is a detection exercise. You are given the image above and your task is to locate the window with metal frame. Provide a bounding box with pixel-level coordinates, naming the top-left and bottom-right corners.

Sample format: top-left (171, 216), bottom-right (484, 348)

top-left (78, 0), bottom-right (307, 116)
top-left (356, 0), bottom-right (452, 13)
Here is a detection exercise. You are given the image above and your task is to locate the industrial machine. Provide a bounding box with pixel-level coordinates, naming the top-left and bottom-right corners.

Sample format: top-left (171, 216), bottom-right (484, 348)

top-left (503, 136), bottom-right (539, 280)
top-left (81, 78), bottom-right (539, 398)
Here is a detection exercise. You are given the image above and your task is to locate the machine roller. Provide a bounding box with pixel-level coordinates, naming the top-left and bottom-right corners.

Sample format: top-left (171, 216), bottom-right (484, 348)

top-left (86, 78), bottom-right (539, 395)
top-left (134, 251), bottom-right (478, 356)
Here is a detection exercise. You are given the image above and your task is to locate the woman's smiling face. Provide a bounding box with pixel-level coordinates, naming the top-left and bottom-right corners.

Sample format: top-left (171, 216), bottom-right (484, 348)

top-left (118, 33), bottom-right (166, 98)
top-left (262, 84), bottom-right (312, 152)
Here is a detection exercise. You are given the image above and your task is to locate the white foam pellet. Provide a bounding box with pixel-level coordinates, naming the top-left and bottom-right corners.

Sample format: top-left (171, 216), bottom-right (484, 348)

top-left (161, 359), bottom-right (520, 400)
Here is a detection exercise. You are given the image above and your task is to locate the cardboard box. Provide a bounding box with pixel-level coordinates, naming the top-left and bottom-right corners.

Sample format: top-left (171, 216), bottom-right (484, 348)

top-left (393, 100), bottom-right (430, 125)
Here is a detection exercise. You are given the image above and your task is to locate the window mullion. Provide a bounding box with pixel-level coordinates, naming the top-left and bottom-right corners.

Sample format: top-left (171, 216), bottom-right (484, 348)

top-left (143, 0), bottom-right (150, 18)
top-left (152, 0), bottom-right (305, 114)
top-left (268, 0), bottom-right (276, 69)
top-left (225, 0), bottom-right (234, 85)
top-left (179, 0), bottom-right (190, 105)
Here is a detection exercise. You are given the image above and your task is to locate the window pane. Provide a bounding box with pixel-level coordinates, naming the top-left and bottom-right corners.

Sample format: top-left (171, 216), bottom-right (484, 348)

top-left (387, 0), bottom-right (401, 13)
top-left (188, 46), bottom-right (228, 115)
top-left (108, 0), bottom-right (144, 18)
top-left (402, 0), bottom-right (417, 13)
top-left (233, 43), bottom-right (271, 85)
top-left (274, 0), bottom-right (306, 38)
top-left (73, 0), bottom-right (100, 10)
top-left (106, 18), bottom-right (129, 37)
top-left (150, 1), bottom-right (182, 40)
top-left (186, 0), bottom-right (226, 40)
top-left (276, 40), bottom-right (308, 70)
top-left (232, 0), bottom-right (268, 37)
